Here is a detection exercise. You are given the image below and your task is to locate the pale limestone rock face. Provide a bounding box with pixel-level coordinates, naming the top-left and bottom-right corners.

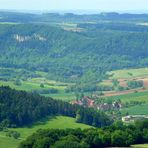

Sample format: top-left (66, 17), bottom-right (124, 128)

top-left (14, 34), bottom-right (47, 42)
top-left (33, 34), bottom-right (47, 41)
top-left (14, 34), bottom-right (31, 42)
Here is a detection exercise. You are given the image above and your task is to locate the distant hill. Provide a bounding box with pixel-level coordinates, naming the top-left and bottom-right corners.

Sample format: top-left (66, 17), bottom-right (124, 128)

top-left (1, 11), bottom-right (148, 23)
top-left (0, 20), bottom-right (148, 82)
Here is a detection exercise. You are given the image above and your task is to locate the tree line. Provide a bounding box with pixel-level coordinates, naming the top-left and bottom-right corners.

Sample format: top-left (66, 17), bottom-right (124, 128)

top-left (0, 86), bottom-right (112, 128)
top-left (19, 120), bottom-right (148, 148)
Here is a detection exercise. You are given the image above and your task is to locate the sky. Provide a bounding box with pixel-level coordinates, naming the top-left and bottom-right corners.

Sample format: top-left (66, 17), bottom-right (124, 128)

top-left (0, 0), bottom-right (148, 12)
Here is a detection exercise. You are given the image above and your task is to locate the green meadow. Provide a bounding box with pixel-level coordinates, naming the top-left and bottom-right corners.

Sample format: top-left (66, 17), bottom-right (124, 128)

top-left (0, 67), bottom-right (76, 101)
top-left (131, 144), bottom-right (148, 147)
top-left (106, 90), bottom-right (148, 103)
top-left (121, 104), bottom-right (148, 115)
top-left (0, 133), bottom-right (19, 148)
top-left (43, 93), bottom-right (76, 101)
top-left (0, 116), bottom-right (92, 148)
top-left (0, 80), bottom-right (76, 101)
top-left (108, 68), bottom-right (148, 79)
top-left (106, 91), bottom-right (148, 115)
top-left (0, 80), bottom-right (65, 92)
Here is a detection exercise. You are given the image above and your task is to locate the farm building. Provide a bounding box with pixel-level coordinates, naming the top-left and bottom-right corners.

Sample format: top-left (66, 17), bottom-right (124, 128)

top-left (122, 115), bottom-right (148, 122)
top-left (71, 96), bottom-right (94, 107)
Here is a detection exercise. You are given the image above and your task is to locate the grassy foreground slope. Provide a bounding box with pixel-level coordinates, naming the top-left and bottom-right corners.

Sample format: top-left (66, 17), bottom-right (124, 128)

top-left (0, 134), bottom-right (19, 148)
top-left (131, 144), bottom-right (148, 147)
top-left (10, 116), bottom-right (92, 138)
top-left (0, 116), bottom-right (91, 148)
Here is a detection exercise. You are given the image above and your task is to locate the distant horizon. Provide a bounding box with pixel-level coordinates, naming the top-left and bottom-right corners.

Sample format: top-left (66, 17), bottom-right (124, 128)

top-left (1, 9), bottom-right (148, 15)
top-left (0, 0), bottom-right (148, 14)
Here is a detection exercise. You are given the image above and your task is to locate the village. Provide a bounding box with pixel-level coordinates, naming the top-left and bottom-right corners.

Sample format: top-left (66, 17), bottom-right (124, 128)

top-left (71, 95), bottom-right (122, 111)
top-left (71, 95), bottom-right (148, 123)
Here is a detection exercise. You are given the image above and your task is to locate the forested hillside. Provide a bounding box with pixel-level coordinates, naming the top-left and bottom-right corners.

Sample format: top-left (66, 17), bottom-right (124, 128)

top-left (0, 21), bottom-right (148, 82)
top-left (0, 86), bottom-right (112, 127)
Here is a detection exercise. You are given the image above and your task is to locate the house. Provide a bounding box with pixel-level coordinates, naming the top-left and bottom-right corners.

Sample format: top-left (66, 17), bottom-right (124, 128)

top-left (97, 103), bottom-right (112, 111)
top-left (81, 96), bottom-right (94, 107)
top-left (96, 100), bottom-right (122, 111)
top-left (71, 100), bottom-right (83, 106)
top-left (112, 101), bottom-right (122, 109)
top-left (71, 96), bottom-right (94, 107)
top-left (122, 115), bottom-right (148, 122)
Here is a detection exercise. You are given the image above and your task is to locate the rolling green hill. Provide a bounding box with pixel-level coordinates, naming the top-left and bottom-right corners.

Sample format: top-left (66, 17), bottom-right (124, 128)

top-left (20, 120), bottom-right (148, 148)
top-left (131, 144), bottom-right (148, 148)
top-left (0, 116), bottom-right (91, 148)
top-left (0, 19), bottom-right (148, 83)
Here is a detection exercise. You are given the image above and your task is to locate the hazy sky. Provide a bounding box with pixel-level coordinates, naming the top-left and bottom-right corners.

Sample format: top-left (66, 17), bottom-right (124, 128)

top-left (0, 0), bottom-right (148, 11)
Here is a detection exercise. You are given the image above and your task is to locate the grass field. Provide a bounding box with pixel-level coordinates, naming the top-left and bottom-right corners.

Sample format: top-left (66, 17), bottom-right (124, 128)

top-left (106, 90), bottom-right (148, 103)
top-left (0, 80), bottom-right (65, 92)
top-left (0, 133), bottom-right (20, 148)
top-left (0, 67), bottom-right (77, 101)
top-left (0, 116), bottom-right (92, 148)
top-left (54, 22), bottom-right (84, 32)
top-left (0, 80), bottom-right (77, 101)
top-left (43, 92), bottom-right (76, 101)
top-left (106, 91), bottom-right (148, 115)
top-left (131, 144), bottom-right (148, 147)
top-left (108, 68), bottom-right (148, 79)
top-left (98, 80), bottom-right (113, 87)
top-left (121, 104), bottom-right (148, 115)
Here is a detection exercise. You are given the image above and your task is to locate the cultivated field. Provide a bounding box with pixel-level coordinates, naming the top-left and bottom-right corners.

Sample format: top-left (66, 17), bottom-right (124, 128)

top-left (106, 90), bottom-right (148, 103)
top-left (105, 90), bottom-right (148, 115)
top-left (99, 68), bottom-right (148, 99)
top-left (1, 67), bottom-right (148, 115)
top-left (0, 67), bottom-right (76, 101)
top-left (121, 104), bottom-right (148, 115)
top-left (0, 79), bottom-right (76, 101)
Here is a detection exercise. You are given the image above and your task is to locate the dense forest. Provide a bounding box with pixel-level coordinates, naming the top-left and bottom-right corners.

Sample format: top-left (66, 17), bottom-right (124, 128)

top-left (19, 120), bottom-right (148, 148)
top-left (0, 86), bottom-right (112, 128)
top-left (0, 21), bottom-right (148, 83)
top-left (0, 12), bottom-right (148, 84)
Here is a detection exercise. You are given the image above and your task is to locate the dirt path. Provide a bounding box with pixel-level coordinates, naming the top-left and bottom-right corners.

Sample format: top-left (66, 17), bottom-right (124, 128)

top-left (103, 88), bottom-right (148, 97)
